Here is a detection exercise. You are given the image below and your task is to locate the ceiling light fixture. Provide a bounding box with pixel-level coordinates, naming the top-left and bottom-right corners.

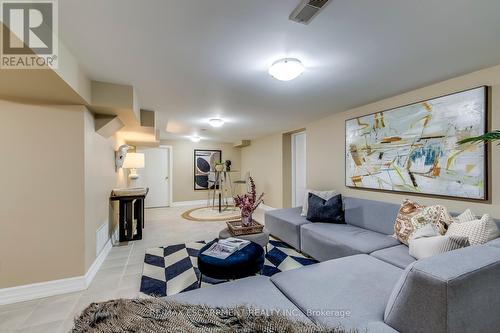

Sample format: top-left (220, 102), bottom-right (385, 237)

top-left (208, 118), bottom-right (225, 128)
top-left (190, 135), bottom-right (201, 143)
top-left (268, 58), bottom-right (305, 81)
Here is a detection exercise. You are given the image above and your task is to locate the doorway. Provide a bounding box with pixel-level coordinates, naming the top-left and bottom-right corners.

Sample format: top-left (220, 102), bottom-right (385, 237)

top-left (291, 131), bottom-right (306, 207)
top-left (136, 146), bottom-right (172, 208)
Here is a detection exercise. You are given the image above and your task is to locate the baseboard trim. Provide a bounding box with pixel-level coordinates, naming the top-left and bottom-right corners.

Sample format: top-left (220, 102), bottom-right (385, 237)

top-left (259, 204), bottom-right (276, 211)
top-left (0, 238), bottom-right (112, 305)
top-left (85, 238), bottom-right (112, 286)
top-left (172, 198), bottom-right (235, 207)
top-left (171, 199), bottom-right (207, 207)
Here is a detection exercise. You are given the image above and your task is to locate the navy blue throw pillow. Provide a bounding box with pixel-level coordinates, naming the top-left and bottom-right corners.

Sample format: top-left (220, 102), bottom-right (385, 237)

top-left (306, 193), bottom-right (345, 223)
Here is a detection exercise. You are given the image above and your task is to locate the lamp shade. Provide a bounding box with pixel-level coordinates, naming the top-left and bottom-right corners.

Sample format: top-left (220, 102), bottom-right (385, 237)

top-left (123, 153), bottom-right (145, 169)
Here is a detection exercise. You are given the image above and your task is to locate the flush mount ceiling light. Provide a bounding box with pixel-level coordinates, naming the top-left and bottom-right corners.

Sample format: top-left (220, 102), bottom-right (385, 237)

top-left (208, 118), bottom-right (225, 128)
top-left (268, 58), bottom-right (305, 81)
top-left (190, 135), bottom-right (201, 143)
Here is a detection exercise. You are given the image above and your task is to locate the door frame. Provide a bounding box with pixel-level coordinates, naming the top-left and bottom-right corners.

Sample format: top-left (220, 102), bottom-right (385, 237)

top-left (160, 145), bottom-right (174, 207)
top-left (291, 131), bottom-right (306, 207)
top-left (138, 145), bottom-right (173, 208)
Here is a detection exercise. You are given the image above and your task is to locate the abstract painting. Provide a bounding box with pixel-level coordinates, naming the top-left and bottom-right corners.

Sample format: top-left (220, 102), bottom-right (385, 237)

top-left (345, 86), bottom-right (488, 200)
top-left (194, 149), bottom-right (221, 190)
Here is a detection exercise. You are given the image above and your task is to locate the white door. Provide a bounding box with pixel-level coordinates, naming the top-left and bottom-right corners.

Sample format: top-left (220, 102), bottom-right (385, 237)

top-left (136, 147), bottom-right (170, 208)
top-left (292, 132), bottom-right (307, 207)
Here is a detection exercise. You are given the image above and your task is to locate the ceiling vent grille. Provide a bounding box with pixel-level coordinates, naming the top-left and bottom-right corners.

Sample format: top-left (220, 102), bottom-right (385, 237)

top-left (289, 0), bottom-right (331, 25)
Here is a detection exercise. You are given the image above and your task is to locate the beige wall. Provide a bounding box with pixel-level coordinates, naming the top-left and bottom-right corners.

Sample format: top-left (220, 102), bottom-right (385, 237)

top-left (84, 110), bottom-right (125, 271)
top-left (307, 64), bottom-right (500, 217)
top-left (242, 64), bottom-right (500, 215)
top-left (0, 101), bottom-right (124, 288)
top-left (160, 140), bottom-right (242, 203)
top-left (241, 133), bottom-right (283, 209)
top-left (0, 101), bottom-right (86, 288)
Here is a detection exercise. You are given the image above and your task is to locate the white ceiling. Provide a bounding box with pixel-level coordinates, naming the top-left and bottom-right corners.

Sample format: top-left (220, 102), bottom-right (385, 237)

top-left (59, 0), bottom-right (500, 143)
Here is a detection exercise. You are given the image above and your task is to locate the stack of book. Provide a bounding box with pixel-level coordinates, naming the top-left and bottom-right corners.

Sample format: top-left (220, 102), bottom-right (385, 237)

top-left (202, 238), bottom-right (250, 259)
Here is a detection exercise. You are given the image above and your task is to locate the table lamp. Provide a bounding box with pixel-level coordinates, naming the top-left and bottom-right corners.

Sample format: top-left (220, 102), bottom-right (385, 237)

top-left (123, 152), bottom-right (145, 179)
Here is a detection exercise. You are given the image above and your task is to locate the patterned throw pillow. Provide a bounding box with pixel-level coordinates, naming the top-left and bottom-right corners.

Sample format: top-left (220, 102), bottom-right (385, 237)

top-left (455, 209), bottom-right (476, 223)
top-left (410, 205), bottom-right (454, 236)
top-left (446, 217), bottom-right (489, 245)
top-left (393, 199), bottom-right (425, 245)
top-left (454, 209), bottom-right (499, 242)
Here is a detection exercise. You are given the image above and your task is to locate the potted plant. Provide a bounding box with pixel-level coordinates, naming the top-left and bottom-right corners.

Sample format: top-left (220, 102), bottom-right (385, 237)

top-left (233, 177), bottom-right (264, 227)
top-left (458, 130), bottom-right (500, 146)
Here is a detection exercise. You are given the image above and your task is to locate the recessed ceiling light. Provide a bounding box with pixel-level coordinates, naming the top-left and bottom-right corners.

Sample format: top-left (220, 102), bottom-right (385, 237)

top-left (190, 135), bottom-right (201, 142)
top-left (268, 58), bottom-right (305, 81)
top-left (208, 118), bottom-right (225, 128)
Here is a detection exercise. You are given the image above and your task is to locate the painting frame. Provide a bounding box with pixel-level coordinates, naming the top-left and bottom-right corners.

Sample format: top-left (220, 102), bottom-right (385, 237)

top-left (194, 149), bottom-right (222, 191)
top-left (344, 86), bottom-right (489, 202)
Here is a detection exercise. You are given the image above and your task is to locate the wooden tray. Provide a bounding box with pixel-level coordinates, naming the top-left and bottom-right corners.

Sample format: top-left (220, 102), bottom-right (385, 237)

top-left (226, 219), bottom-right (264, 236)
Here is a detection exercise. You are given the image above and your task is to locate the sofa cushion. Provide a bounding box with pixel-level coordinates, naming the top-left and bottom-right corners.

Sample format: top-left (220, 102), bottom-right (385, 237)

top-left (384, 245), bottom-right (500, 333)
top-left (370, 245), bottom-right (416, 269)
top-left (300, 223), bottom-right (400, 261)
top-left (270, 254), bottom-right (402, 329)
top-left (167, 276), bottom-right (311, 323)
top-left (344, 197), bottom-right (401, 235)
top-left (306, 193), bottom-right (345, 223)
top-left (265, 207), bottom-right (310, 250)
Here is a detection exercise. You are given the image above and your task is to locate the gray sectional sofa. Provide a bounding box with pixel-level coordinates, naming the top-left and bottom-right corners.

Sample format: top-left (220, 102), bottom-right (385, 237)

top-left (168, 197), bottom-right (500, 332)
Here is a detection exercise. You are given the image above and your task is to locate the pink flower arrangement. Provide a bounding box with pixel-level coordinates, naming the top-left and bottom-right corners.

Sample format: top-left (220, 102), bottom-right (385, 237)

top-left (234, 177), bottom-right (264, 226)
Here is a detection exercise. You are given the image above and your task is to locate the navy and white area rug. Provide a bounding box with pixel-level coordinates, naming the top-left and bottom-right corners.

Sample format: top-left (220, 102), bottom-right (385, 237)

top-left (140, 239), bottom-right (317, 297)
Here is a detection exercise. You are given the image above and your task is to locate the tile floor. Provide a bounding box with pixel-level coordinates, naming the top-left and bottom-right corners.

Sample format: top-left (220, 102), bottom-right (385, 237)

top-left (0, 205), bottom-right (266, 333)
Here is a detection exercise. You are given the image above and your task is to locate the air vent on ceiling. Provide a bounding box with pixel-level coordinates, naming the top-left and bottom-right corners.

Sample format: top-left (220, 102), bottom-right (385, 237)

top-left (289, 0), bottom-right (331, 25)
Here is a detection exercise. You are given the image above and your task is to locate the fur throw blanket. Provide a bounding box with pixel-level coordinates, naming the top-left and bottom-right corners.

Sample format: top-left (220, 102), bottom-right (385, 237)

top-left (71, 298), bottom-right (351, 333)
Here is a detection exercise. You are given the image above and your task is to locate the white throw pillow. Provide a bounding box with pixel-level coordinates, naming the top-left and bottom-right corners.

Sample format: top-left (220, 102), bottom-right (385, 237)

top-left (409, 235), bottom-right (470, 260)
top-left (446, 217), bottom-right (489, 245)
top-left (454, 209), bottom-right (499, 242)
top-left (455, 209), bottom-right (476, 223)
top-left (300, 189), bottom-right (337, 216)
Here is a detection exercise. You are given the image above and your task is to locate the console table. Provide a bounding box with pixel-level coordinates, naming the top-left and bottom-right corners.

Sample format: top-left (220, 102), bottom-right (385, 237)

top-left (110, 188), bottom-right (149, 242)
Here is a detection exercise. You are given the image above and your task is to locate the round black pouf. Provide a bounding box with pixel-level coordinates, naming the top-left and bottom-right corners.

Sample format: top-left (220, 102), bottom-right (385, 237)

top-left (197, 240), bottom-right (265, 282)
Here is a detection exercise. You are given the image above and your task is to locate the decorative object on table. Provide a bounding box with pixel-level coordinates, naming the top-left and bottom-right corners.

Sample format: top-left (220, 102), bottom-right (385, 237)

top-left (110, 188), bottom-right (149, 242)
top-left (201, 238), bottom-right (250, 259)
top-left (234, 177), bottom-right (264, 226)
top-left (226, 219), bottom-right (264, 236)
top-left (345, 86), bottom-right (488, 201)
top-left (194, 149), bottom-right (222, 190)
top-left (214, 161), bottom-right (225, 172)
top-left (301, 189), bottom-right (337, 216)
top-left (71, 298), bottom-right (345, 333)
top-left (122, 152), bottom-right (145, 180)
top-left (140, 239), bottom-right (316, 297)
top-left (196, 240), bottom-right (264, 286)
top-left (225, 159), bottom-right (232, 171)
top-left (306, 193), bottom-right (345, 224)
top-left (219, 227), bottom-right (270, 251)
top-left (393, 199), bottom-right (426, 245)
top-left (181, 206), bottom-right (241, 222)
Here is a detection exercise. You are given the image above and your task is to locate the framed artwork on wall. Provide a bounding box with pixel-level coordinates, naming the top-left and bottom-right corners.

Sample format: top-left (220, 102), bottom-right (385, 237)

top-left (194, 149), bottom-right (222, 190)
top-left (345, 86), bottom-right (488, 201)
